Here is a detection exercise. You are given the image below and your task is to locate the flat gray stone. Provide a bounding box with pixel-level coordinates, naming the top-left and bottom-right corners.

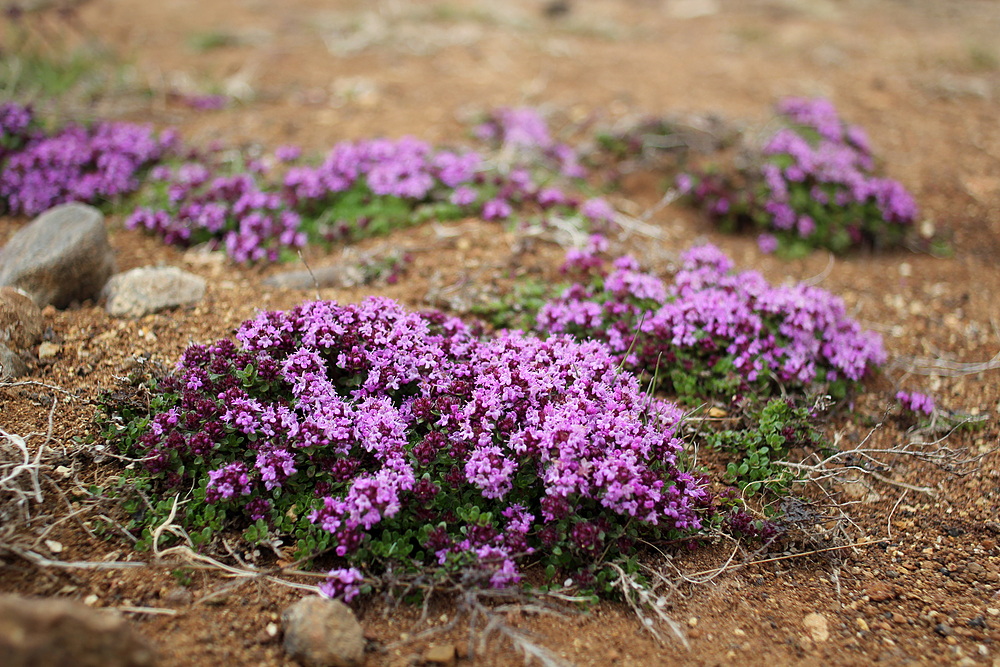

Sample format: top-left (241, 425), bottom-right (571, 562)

top-left (0, 286), bottom-right (43, 351)
top-left (0, 594), bottom-right (156, 667)
top-left (282, 596), bottom-right (365, 667)
top-left (0, 204), bottom-right (116, 309)
top-left (0, 342), bottom-right (28, 379)
top-left (102, 266), bottom-right (206, 318)
top-left (263, 265), bottom-right (363, 290)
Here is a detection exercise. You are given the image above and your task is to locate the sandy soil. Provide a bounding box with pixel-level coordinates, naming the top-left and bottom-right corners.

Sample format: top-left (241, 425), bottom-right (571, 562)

top-left (2, 1), bottom-right (1000, 666)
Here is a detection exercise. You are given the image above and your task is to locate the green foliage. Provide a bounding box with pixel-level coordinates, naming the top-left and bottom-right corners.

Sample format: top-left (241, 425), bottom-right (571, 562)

top-left (0, 36), bottom-right (135, 108)
top-left (707, 398), bottom-right (827, 497)
top-left (469, 278), bottom-right (557, 330)
top-left (187, 31), bottom-right (242, 52)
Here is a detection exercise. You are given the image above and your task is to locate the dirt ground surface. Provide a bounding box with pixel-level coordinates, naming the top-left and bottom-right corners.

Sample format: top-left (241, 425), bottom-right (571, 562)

top-left (2, 0), bottom-right (1000, 666)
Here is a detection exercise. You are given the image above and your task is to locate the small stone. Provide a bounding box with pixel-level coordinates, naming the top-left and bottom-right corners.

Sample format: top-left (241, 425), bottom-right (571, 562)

top-left (667, 0), bottom-right (720, 19)
top-left (803, 613), bottom-right (829, 643)
top-left (0, 287), bottom-right (43, 351)
top-left (867, 583), bottom-right (897, 602)
top-left (605, 647), bottom-right (620, 661)
top-left (935, 623), bottom-right (953, 637)
top-left (161, 587), bottom-right (192, 607)
top-left (0, 204), bottom-right (116, 308)
top-left (733, 627), bottom-right (746, 637)
top-left (38, 342), bottom-right (60, 359)
top-left (282, 595), bottom-right (365, 667)
top-left (102, 266), bottom-right (206, 318)
top-left (44, 540), bottom-right (63, 554)
top-left (688, 616), bottom-right (699, 627)
top-left (423, 643), bottom-right (456, 666)
top-left (0, 342), bottom-right (28, 379)
top-left (0, 593), bottom-right (154, 666)
top-left (263, 265), bottom-right (363, 290)
top-left (856, 618), bottom-right (870, 632)
top-left (986, 608), bottom-right (999, 616)
top-left (455, 641), bottom-right (469, 659)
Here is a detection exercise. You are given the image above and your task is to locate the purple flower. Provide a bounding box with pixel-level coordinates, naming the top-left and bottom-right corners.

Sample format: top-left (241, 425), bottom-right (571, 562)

top-left (581, 198), bottom-right (616, 227)
top-left (449, 185), bottom-right (478, 206)
top-left (896, 390), bottom-right (935, 416)
top-left (537, 187), bottom-right (566, 207)
top-left (206, 462), bottom-right (254, 502)
top-left (275, 144), bottom-right (302, 162)
top-left (797, 215), bottom-right (816, 237)
top-left (320, 567), bottom-right (365, 602)
top-left (757, 233), bottom-right (779, 254)
top-left (482, 197), bottom-right (512, 220)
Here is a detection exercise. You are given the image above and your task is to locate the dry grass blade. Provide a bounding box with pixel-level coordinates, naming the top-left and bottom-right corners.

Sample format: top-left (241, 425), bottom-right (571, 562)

top-left (147, 495), bottom-right (321, 594)
top-left (606, 562), bottom-right (689, 649)
top-left (0, 427), bottom-right (45, 519)
top-left (0, 543), bottom-right (146, 569)
top-left (461, 588), bottom-right (576, 667)
top-left (890, 350), bottom-right (1000, 377)
top-left (1, 394), bottom-right (58, 528)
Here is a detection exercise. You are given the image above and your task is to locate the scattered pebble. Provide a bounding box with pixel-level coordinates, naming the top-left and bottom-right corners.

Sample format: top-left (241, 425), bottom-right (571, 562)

top-left (282, 595), bottom-right (365, 667)
top-left (803, 613), bottom-right (829, 643)
top-left (38, 342), bottom-right (61, 359)
top-left (422, 643), bottom-right (456, 666)
top-left (935, 623), bottom-right (953, 637)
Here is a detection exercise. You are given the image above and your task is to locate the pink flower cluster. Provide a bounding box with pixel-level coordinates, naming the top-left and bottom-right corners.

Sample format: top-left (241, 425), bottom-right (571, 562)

top-left (0, 102), bottom-right (176, 216)
top-left (133, 297), bottom-right (711, 592)
top-left (896, 390), bottom-right (935, 416)
top-left (538, 243), bottom-right (885, 394)
top-left (681, 97), bottom-right (920, 253)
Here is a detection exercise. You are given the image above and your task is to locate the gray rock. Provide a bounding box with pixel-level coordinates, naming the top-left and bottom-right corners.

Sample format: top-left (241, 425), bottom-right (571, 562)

top-left (263, 265), bottom-right (363, 290)
top-left (0, 594), bottom-right (156, 667)
top-left (0, 204), bottom-right (116, 309)
top-left (102, 266), bottom-right (206, 318)
top-left (0, 287), bottom-right (43, 351)
top-left (282, 596), bottom-right (365, 667)
top-left (0, 342), bottom-right (28, 379)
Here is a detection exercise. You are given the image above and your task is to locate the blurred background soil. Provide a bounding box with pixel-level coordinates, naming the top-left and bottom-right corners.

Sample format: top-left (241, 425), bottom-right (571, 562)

top-left (1, 1), bottom-right (999, 666)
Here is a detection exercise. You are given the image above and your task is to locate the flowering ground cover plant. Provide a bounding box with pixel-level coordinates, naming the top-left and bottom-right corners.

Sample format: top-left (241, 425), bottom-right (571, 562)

top-left (0, 102), bottom-right (176, 216)
top-left (127, 113), bottom-right (616, 262)
top-left (534, 240), bottom-right (885, 402)
top-left (679, 97), bottom-right (922, 256)
top-left (103, 296), bottom-right (715, 599)
top-left (0, 102), bottom-right (615, 262)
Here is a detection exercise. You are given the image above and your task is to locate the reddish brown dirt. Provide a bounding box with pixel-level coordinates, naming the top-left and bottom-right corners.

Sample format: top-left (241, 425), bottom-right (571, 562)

top-left (2, 1), bottom-right (1000, 666)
